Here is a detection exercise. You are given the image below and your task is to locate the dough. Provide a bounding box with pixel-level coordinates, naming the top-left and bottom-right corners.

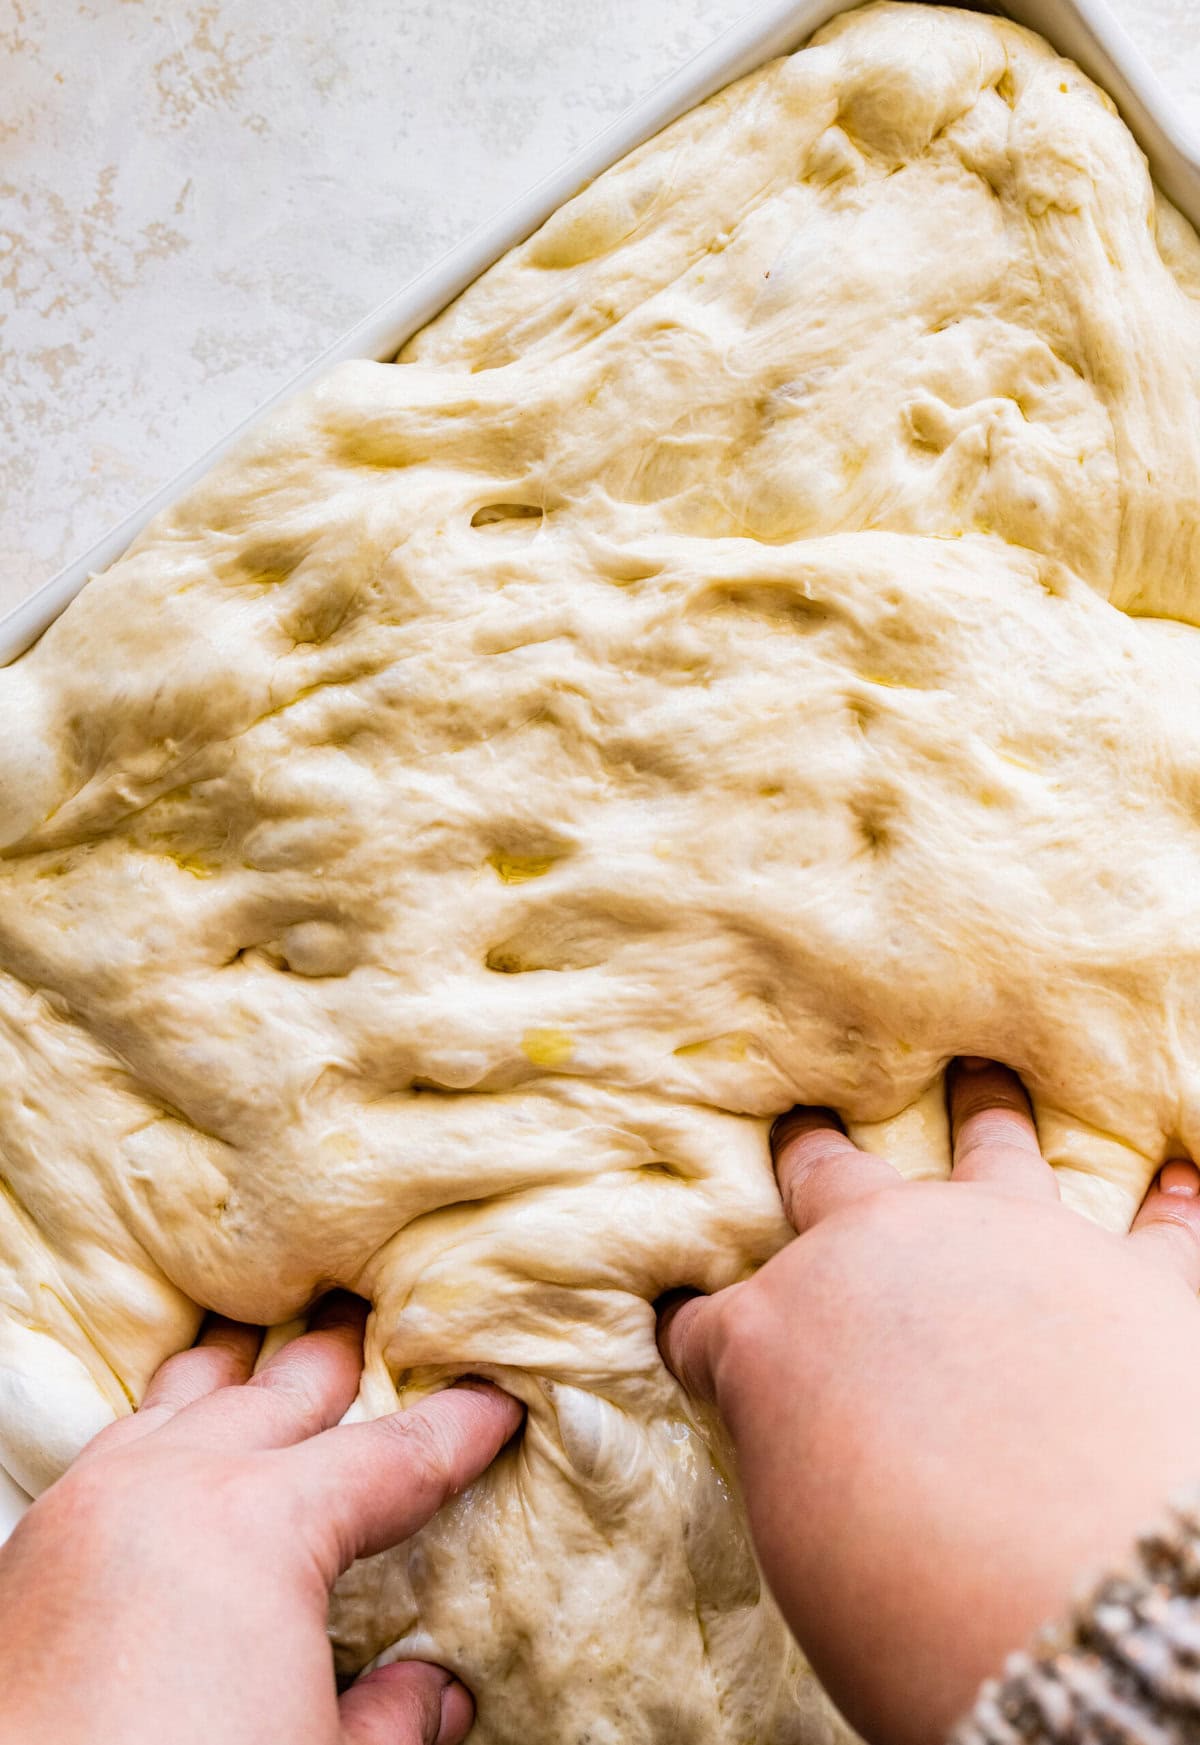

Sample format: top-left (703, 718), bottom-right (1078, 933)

top-left (2, 3), bottom-right (1200, 1737)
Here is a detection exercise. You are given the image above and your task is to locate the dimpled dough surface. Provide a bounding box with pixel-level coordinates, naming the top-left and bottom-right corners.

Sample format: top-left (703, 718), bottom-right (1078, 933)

top-left (3, 0), bottom-right (1200, 1736)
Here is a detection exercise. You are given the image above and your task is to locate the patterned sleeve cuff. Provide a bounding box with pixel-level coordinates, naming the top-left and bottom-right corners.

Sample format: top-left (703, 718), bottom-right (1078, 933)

top-left (951, 1496), bottom-right (1200, 1744)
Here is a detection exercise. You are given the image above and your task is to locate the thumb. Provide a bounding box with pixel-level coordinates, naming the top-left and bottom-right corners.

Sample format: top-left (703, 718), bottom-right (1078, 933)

top-left (656, 1287), bottom-right (734, 1403)
top-left (339, 1662), bottom-right (473, 1745)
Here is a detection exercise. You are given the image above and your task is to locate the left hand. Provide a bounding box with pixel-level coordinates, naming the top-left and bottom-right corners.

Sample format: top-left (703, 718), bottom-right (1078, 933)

top-left (0, 1291), bottom-right (522, 1745)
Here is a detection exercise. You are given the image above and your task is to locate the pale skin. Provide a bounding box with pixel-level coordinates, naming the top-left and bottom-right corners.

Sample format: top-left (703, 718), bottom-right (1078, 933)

top-left (0, 1292), bottom-right (523, 1745)
top-left (1, 1058), bottom-right (1199, 1744)
top-left (658, 1058), bottom-right (1200, 1744)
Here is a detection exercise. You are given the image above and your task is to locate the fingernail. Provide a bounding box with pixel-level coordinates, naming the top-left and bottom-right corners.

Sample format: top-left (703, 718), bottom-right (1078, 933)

top-left (437, 1675), bottom-right (474, 1745)
top-left (770, 1105), bottom-right (844, 1146)
top-left (449, 1377), bottom-right (526, 1439)
top-left (1159, 1160), bottom-right (1200, 1197)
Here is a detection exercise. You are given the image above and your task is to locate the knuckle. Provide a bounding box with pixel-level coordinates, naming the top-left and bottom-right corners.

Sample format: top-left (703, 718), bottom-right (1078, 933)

top-left (805, 1135), bottom-right (856, 1174)
top-left (705, 1273), bottom-right (808, 1405)
top-left (380, 1408), bottom-right (456, 1494)
top-left (961, 1107), bottom-right (1025, 1144)
top-left (847, 1181), bottom-right (909, 1232)
top-left (779, 1137), bottom-right (853, 1215)
top-left (1145, 1205), bottom-right (1200, 1242)
top-left (143, 1349), bottom-right (197, 1401)
top-left (710, 1279), bottom-right (753, 1352)
top-left (249, 1350), bottom-right (325, 1417)
top-left (709, 1279), bottom-right (770, 1376)
top-left (779, 1129), bottom-right (850, 1174)
top-left (152, 1349), bottom-right (193, 1384)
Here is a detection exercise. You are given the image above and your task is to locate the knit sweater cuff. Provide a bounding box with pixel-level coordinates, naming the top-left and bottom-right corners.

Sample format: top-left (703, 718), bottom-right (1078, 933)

top-left (951, 1496), bottom-right (1200, 1744)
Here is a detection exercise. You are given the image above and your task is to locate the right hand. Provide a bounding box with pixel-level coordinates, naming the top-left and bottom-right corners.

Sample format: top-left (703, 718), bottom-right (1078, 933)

top-left (658, 1059), bottom-right (1200, 1745)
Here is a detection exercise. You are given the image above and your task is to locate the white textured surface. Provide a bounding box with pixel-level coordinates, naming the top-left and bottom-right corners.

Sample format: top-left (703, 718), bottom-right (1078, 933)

top-left (1, 0), bottom-right (1198, 615)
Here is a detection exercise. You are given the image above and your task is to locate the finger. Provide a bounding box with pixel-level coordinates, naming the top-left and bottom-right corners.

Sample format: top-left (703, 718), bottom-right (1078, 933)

top-left (656, 1288), bottom-right (725, 1405)
top-left (947, 1058), bottom-right (1058, 1198)
top-left (771, 1107), bottom-right (902, 1235)
top-left (1128, 1160), bottom-right (1200, 1289)
top-left (292, 1379), bottom-right (524, 1579)
top-left (339, 1663), bottom-right (473, 1745)
top-left (158, 1291), bottom-right (369, 1452)
top-left (71, 1317), bottom-right (264, 1467)
top-left (141, 1317), bottom-right (263, 1414)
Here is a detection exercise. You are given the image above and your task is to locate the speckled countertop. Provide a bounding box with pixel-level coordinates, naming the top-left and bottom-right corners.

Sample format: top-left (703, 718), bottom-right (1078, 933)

top-left (2, 0), bottom-right (1198, 618)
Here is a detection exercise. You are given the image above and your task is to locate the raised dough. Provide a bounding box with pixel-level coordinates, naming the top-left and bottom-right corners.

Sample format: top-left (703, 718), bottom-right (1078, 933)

top-left (3, 3), bottom-right (1200, 1737)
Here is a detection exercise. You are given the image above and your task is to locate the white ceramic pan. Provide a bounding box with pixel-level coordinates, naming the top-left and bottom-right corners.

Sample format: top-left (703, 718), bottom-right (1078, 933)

top-left (1, 0), bottom-right (1197, 667)
top-left (0, 0), bottom-right (1195, 1529)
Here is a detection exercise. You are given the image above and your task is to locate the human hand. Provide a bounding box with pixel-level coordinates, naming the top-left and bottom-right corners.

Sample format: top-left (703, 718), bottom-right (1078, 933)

top-left (659, 1059), bottom-right (1200, 1745)
top-left (0, 1292), bottom-right (522, 1745)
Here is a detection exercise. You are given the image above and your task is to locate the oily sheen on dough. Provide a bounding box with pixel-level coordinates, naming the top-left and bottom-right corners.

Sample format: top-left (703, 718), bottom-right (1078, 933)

top-left (3, 3), bottom-right (1200, 1737)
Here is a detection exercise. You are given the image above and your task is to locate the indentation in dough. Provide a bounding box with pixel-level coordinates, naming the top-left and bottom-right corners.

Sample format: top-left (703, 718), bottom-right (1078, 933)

top-left (804, 124), bottom-right (863, 189)
top-left (226, 537), bottom-right (311, 590)
top-left (694, 577), bottom-right (831, 630)
top-left (855, 808), bottom-right (892, 853)
top-left (470, 503), bottom-right (544, 531)
top-left (409, 1078), bottom-right (465, 1097)
top-left (484, 926), bottom-right (599, 974)
top-left (487, 849), bottom-right (563, 885)
top-left (275, 920), bottom-right (359, 978)
top-left (227, 913), bottom-right (359, 980)
top-left (593, 550), bottom-right (666, 588)
top-left (637, 1160), bottom-right (689, 1181)
top-left (279, 576), bottom-right (362, 649)
top-left (484, 945), bottom-right (525, 976)
top-left (852, 784), bottom-right (900, 853)
top-left (847, 694), bottom-right (876, 735)
top-left (484, 901), bottom-right (648, 977)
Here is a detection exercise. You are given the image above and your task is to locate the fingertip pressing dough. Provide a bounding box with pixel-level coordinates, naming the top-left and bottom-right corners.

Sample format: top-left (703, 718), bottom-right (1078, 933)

top-left (2, 4), bottom-right (1200, 1737)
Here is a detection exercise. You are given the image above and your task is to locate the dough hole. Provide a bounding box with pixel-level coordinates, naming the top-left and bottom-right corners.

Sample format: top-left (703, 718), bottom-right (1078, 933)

top-left (484, 945), bottom-right (528, 975)
top-left (485, 929), bottom-right (604, 975)
top-left (484, 903), bottom-right (641, 976)
top-left (852, 790), bottom-right (898, 853)
top-left (487, 848), bottom-right (565, 885)
top-left (229, 944), bottom-right (293, 973)
top-left (858, 815), bottom-right (891, 853)
top-left (229, 539), bottom-right (309, 589)
top-left (697, 579), bottom-right (830, 631)
top-left (848, 696), bottom-right (876, 734)
top-left (470, 503), bottom-right (544, 531)
top-left (409, 1078), bottom-right (461, 1096)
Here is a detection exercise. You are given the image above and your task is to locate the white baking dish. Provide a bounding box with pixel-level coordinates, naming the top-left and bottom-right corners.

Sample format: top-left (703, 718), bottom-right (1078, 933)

top-left (0, 0), bottom-right (1194, 1538)
top-left (1, 0), bottom-right (1196, 668)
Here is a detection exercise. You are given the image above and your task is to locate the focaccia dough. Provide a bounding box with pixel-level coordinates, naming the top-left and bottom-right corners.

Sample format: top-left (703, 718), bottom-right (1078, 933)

top-left (2, 4), bottom-right (1200, 1738)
